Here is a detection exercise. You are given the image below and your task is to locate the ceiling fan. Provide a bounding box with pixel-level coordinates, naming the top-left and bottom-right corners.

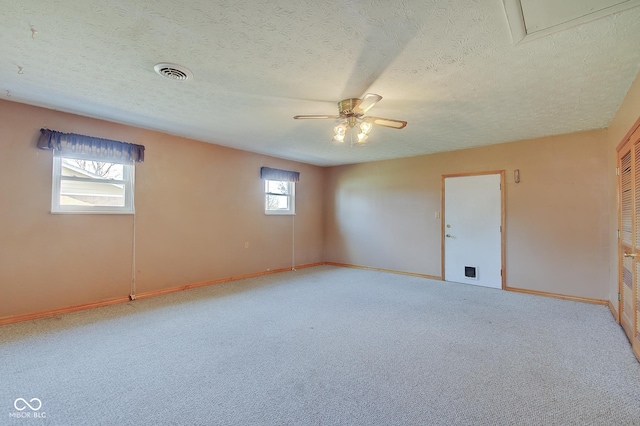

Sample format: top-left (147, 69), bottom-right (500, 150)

top-left (293, 93), bottom-right (407, 145)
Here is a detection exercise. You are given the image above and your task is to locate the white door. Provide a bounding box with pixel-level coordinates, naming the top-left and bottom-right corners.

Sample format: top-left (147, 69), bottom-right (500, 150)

top-left (444, 173), bottom-right (502, 289)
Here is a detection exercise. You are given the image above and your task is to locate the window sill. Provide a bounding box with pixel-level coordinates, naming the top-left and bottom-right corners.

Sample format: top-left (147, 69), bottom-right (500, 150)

top-left (51, 210), bottom-right (135, 215)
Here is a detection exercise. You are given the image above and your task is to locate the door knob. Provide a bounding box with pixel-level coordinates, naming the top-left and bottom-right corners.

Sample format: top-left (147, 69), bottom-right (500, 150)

top-left (624, 252), bottom-right (637, 258)
top-left (446, 234), bottom-right (452, 238)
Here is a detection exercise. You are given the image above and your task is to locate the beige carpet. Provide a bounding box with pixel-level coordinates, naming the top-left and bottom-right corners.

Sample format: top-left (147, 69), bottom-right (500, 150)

top-left (1, 266), bottom-right (639, 425)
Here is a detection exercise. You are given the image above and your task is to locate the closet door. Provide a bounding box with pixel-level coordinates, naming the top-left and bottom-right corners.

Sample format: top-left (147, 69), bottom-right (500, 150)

top-left (634, 141), bottom-right (640, 357)
top-left (618, 125), bottom-right (640, 361)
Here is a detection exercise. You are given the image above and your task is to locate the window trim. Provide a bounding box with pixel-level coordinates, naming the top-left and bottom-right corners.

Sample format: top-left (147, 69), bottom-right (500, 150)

top-left (51, 150), bottom-right (135, 214)
top-left (264, 179), bottom-right (295, 215)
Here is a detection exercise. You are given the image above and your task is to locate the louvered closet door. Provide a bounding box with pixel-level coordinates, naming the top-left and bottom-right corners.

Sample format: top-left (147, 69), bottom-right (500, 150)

top-left (619, 148), bottom-right (634, 343)
top-left (634, 141), bottom-right (640, 353)
top-left (618, 129), bottom-right (640, 361)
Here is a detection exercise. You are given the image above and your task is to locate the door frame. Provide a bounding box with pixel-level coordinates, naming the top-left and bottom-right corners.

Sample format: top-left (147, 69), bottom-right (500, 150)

top-left (441, 170), bottom-right (506, 289)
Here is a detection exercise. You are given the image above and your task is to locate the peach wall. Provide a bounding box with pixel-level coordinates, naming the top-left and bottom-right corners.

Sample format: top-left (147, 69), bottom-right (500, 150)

top-left (4, 70), bottom-right (637, 321)
top-left (0, 100), bottom-right (323, 319)
top-left (324, 130), bottom-right (609, 300)
top-left (607, 72), bottom-right (640, 312)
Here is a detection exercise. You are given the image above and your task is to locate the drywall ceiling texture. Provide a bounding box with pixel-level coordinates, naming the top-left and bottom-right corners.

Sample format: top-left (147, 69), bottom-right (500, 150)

top-left (0, 0), bottom-right (640, 166)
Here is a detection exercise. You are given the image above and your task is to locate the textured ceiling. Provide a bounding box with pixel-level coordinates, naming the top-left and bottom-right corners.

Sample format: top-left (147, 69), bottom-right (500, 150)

top-left (1, 0), bottom-right (639, 166)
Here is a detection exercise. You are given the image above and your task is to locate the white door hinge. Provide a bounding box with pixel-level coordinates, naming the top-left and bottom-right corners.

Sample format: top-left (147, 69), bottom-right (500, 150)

top-left (616, 167), bottom-right (620, 176)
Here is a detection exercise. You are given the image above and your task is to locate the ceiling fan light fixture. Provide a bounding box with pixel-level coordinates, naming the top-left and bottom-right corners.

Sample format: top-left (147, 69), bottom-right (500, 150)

top-left (294, 93), bottom-right (407, 146)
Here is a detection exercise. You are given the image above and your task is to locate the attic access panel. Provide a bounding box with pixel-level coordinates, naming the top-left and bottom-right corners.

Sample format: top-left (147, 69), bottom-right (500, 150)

top-left (503, 0), bottom-right (640, 44)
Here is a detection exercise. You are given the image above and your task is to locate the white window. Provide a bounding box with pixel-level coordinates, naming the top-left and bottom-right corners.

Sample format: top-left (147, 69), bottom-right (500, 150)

top-left (51, 150), bottom-right (135, 214)
top-left (264, 179), bottom-right (295, 215)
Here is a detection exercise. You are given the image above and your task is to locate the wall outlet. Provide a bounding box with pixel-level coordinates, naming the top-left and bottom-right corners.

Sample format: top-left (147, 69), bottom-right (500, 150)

top-left (244, 242), bottom-right (249, 248)
top-left (435, 211), bottom-right (441, 219)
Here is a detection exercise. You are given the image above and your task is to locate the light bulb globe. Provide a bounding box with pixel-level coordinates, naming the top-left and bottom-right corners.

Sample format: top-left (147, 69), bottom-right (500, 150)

top-left (360, 121), bottom-right (373, 134)
top-left (357, 133), bottom-right (369, 144)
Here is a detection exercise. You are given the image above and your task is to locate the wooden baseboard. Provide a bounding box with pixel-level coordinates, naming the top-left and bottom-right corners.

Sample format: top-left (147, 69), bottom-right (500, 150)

top-left (135, 262), bottom-right (324, 300)
top-left (294, 262), bottom-right (325, 270)
top-left (0, 296), bottom-right (131, 326)
top-left (0, 262), bottom-right (324, 326)
top-left (609, 300), bottom-right (620, 324)
top-left (324, 261), bottom-right (442, 281)
top-left (506, 286), bottom-right (608, 305)
top-left (1, 263), bottom-right (609, 325)
top-left (326, 263), bottom-right (608, 307)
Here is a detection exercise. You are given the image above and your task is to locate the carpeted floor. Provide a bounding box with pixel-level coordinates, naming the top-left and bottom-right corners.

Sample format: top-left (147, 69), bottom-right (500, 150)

top-left (1, 266), bottom-right (639, 425)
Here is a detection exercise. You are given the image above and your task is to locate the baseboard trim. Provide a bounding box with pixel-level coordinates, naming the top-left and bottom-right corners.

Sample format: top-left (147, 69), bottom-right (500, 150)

top-left (293, 262), bottom-right (325, 270)
top-left (0, 262), bottom-right (324, 326)
top-left (326, 264), bottom-right (606, 306)
top-left (506, 286), bottom-right (608, 305)
top-left (324, 262), bottom-right (442, 281)
top-left (135, 262), bottom-right (324, 300)
top-left (0, 296), bottom-right (131, 326)
top-left (2, 264), bottom-right (607, 325)
top-left (608, 300), bottom-right (620, 324)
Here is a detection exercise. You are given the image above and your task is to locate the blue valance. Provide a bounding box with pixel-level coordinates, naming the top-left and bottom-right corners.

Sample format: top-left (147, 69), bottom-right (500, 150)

top-left (260, 167), bottom-right (300, 182)
top-left (37, 128), bottom-right (145, 163)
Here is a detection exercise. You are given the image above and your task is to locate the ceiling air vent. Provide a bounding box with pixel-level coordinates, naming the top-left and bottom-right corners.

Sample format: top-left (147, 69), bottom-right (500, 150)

top-left (153, 63), bottom-right (193, 81)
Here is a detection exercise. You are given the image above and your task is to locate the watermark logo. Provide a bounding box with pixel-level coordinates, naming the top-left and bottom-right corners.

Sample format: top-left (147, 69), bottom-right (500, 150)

top-left (9, 398), bottom-right (46, 419)
top-left (14, 398), bottom-right (42, 411)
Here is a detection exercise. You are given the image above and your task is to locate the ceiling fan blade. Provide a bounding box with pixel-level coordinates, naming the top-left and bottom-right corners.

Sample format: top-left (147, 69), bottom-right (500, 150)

top-left (369, 117), bottom-right (407, 129)
top-left (294, 115), bottom-right (339, 120)
top-left (353, 93), bottom-right (382, 114)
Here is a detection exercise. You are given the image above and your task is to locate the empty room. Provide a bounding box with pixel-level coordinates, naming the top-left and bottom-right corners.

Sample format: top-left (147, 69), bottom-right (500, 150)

top-left (1, 1), bottom-right (640, 425)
